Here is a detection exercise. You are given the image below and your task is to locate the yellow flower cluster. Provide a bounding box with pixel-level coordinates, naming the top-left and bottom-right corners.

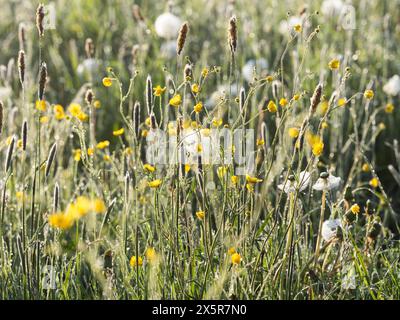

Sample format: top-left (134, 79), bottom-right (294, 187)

top-left (48, 196), bottom-right (107, 230)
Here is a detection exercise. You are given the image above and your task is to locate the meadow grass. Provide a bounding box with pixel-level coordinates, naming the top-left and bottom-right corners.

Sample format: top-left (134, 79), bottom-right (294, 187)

top-left (0, 0), bottom-right (399, 300)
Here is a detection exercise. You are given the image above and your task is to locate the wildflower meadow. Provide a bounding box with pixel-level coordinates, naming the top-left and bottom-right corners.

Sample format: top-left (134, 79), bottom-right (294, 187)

top-left (0, 0), bottom-right (400, 301)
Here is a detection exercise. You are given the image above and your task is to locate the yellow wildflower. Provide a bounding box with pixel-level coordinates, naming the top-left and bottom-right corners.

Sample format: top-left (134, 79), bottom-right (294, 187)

top-left (246, 175), bottom-right (262, 184)
top-left (102, 77), bottom-right (113, 87)
top-left (279, 98), bottom-right (288, 107)
top-left (338, 98), bottom-right (347, 107)
top-left (350, 204), bottom-right (360, 214)
top-left (113, 128), bottom-right (124, 136)
top-left (231, 252), bottom-right (241, 264)
top-left (93, 100), bottom-right (101, 109)
top-left (73, 149), bottom-right (81, 162)
top-left (148, 179), bottom-right (162, 188)
top-left (194, 102), bottom-right (203, 113)
top-left (143, 164), bottom-right (156, 173)
top-left (48, 212), bottom-right (75, 230)
top-left (212, 118), bottom-right (223, 127)
top-left (130, 256), bottom-right (143, 267)
top-left (294, 24), bottom-right (302, 32)
top-left (228, 247), bottom-right (236, 255)
top-left (169, 94), bottom-right (182, 107)
top-left (267, 101), bottom-right (277, 113)
top-left (191, 83), bottom-right (200, 94)
top-left (289, 127), bottom-right (299, 138)
top-left (385, 103), bottom-right (394, 114)
top-left (36, 100), bottom-right (46, 112)
top-left (153, 85), bottom-right (166, 97)
top-left (145, 247), bottom-right (156, 262)
top-left (362, 163), bottom-right (370, 172)
top-left (328, 59), bottom-right (340, 70)
top-left (196, 211), bottom-right (205, 220)
top-left (369, 177), bottom-right (379, 188)
top-left (54, 104), bottom-right (65, 120)
top-left (87, 148), bottom-right (94, 156)
top-left (96, 140), bottom-right (110, 149)
top-left (231, 175), bottom-right (238, 185)
top-left (364, 89), bottom-right (374, 100)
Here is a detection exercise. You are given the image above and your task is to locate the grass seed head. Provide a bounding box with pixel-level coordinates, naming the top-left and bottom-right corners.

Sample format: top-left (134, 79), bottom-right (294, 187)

top-left (36, 4), bottom-right (45, 37)
top-left (177, 22), bottom-right (189, 55)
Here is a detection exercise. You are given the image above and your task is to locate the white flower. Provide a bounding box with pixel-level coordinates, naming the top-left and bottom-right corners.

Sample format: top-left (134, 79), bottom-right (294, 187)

top-left (242, 59), bottom-right (268, 82)
top-left (313, 174), bottom-right (341, 191)
top-left (383, 75), bottom-right (400, 96)
top-left (321, 219), bottom-right (342, 242)
top-left (321, 0), bottom-right (345, 16)
top-left (278, 16), bottom-right (302, 35)
top-left (155, 12), bottom-right (182, 39)
top-left (278, 171), bottom-right (311, 193)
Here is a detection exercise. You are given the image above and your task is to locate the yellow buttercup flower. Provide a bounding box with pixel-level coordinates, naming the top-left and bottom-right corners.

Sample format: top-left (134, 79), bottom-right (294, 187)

top-left (338, 98), bottom-right (347, 107)
top-left (288, 128), bottom-right (299, 138)
top-left (36, 100), bottom-right (46, 112)
top-left (113, 128), bottom-right (124, 136)
top-left (321, 121), bottom-right (329, 129)
top-left (350, 204), bottom-right (360, 214)
top-left (153, 85), bottom-right (166, 97)
top-left (142, 129), bottom-right (148, 137)
top-left (312, 140), bottom-right (324, 157)
top-left (364, 89), bottom-right (374, 100)
top-left (194, 102), bottom-right (203, 113)
top-left (293, 24), bottom-right (302, 33)
top-left (246, 183), bottom-right (254, 192)
top-left (385, 103), bottom-right (394, 114)
top-left (201, 68), bottom-right (209, 78)
top-left (231, 175), bottom-right (238, 185)
top-left (17, 139), bottom-right (23, 149)
top-left (196, 211), bottom-right (205, 220)
top-left (256, 139), bottom-right (265, 146)
top-left (102, 77), bottom-right (113, 87)
top-left (279, 98), bottom-right (288, 107)
top-left (48, 212), bottom-right (75, 230)
top-left (328, 59), bottom-right (340, 70)
top-left (145, 247), bottom-right (156, 262)
top-left (169, 94), bottom-right (182, 107)
top-left (246, 175), bottom-right (262, 184)
top-left (265, 75), bottom-right (274, 82)
top-left (143, 164), bottom-right (156, 172)
top-left (293, 94), bottom-right (300, 101)
top-left (267, 101), bottom-right (277, 113)
top-left (148, 179), bottom-right (162, 188)
top-left (231, 252), bottom-right (241, 264)
top-left (96, 140), bottom-right (110, 149)
top-left (103, 155), bottom-right (111, 162)
top-left (73, 149), bottom-right (81, 162)
top-left (362, 163), bottom-right (370, 172)
top-left (369, 177), bottom-right (379, 188)
top-left (91, 198), bottom-right (106, 214)
top-left (184, 164), bottom-right (191, 173)
top-left (212, 118), bottom-right (223, 127)
top-left (124, 147), bottom-right (133, 156)
top-left (40, 116), bottom-right (49, 123)
top-left (130, 256), bottom-right (143, 267)
top-left (87, 148), bottom-right (94, 156)
top-left (54, 104), bottom-right (65, 120)
top-left (217, 166), bottom-right (228, 179)
top-left (191, 83), bottom-right (200, 94)
top-left (228, 247), bottom-right (236, 255)
top-left (93, 100), bottom-right (101, 109)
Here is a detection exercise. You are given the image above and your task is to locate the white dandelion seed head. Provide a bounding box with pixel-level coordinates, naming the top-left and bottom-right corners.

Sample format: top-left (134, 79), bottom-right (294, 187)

top-left (312, 174), bottom-right (341, 191)
top-left (321, 219), bottom-right (342, 242)
top-left (321, 0), bottom-right (345, 17)
top-left (278, 171), bottom-right (311, 194)
top-left (383, 75), bottom-right (400, 96)
top-left (155, 12), bottom-right (182, 39)
top-left (242, 58), bottom-right (269, 83)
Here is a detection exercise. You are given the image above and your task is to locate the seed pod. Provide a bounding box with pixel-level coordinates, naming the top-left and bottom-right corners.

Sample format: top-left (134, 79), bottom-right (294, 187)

top-left (145, 75), bottom-right (152, 114)
top-left (125, 172), bottom-right (130, 202)
top-left (132, 101), bottom-right (140, 139)
top-left (85, 38), bottom-right (95, 59)
top-left (184, 63), bottom-right (192, 81)
top-left (177, 22), bottom-right (189, 55)
top-left (18, 23), bottom-right (26, 51)
top-left (53, 183), bottom-right (59, 212)
top-left (18, 50), bottom-right (25, 86)
top-left (85, 88), bottom-right (94, 105)
top-left (228, 16), bottom-right (237, 54)
top-left (5, 136), bottom-right (15, 173)
top-left (150, 112), bottom-right (157, 130)
top-left (132, 4), bottom-right (144, 23)
top-left (45, 143), bottom-right (57, 178)
top-left (310, 83), bottom-right (322, 115)
top-left (0, 101), bottom-right (3, 135)
top-left (36, 4), bottom-right (45, 37)
top-left (38, 62), bottom-right (47, 101)
top-left (21, 120), bottom-right (27, 151)
top-left (239, 87), bottom-right (245, 113)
